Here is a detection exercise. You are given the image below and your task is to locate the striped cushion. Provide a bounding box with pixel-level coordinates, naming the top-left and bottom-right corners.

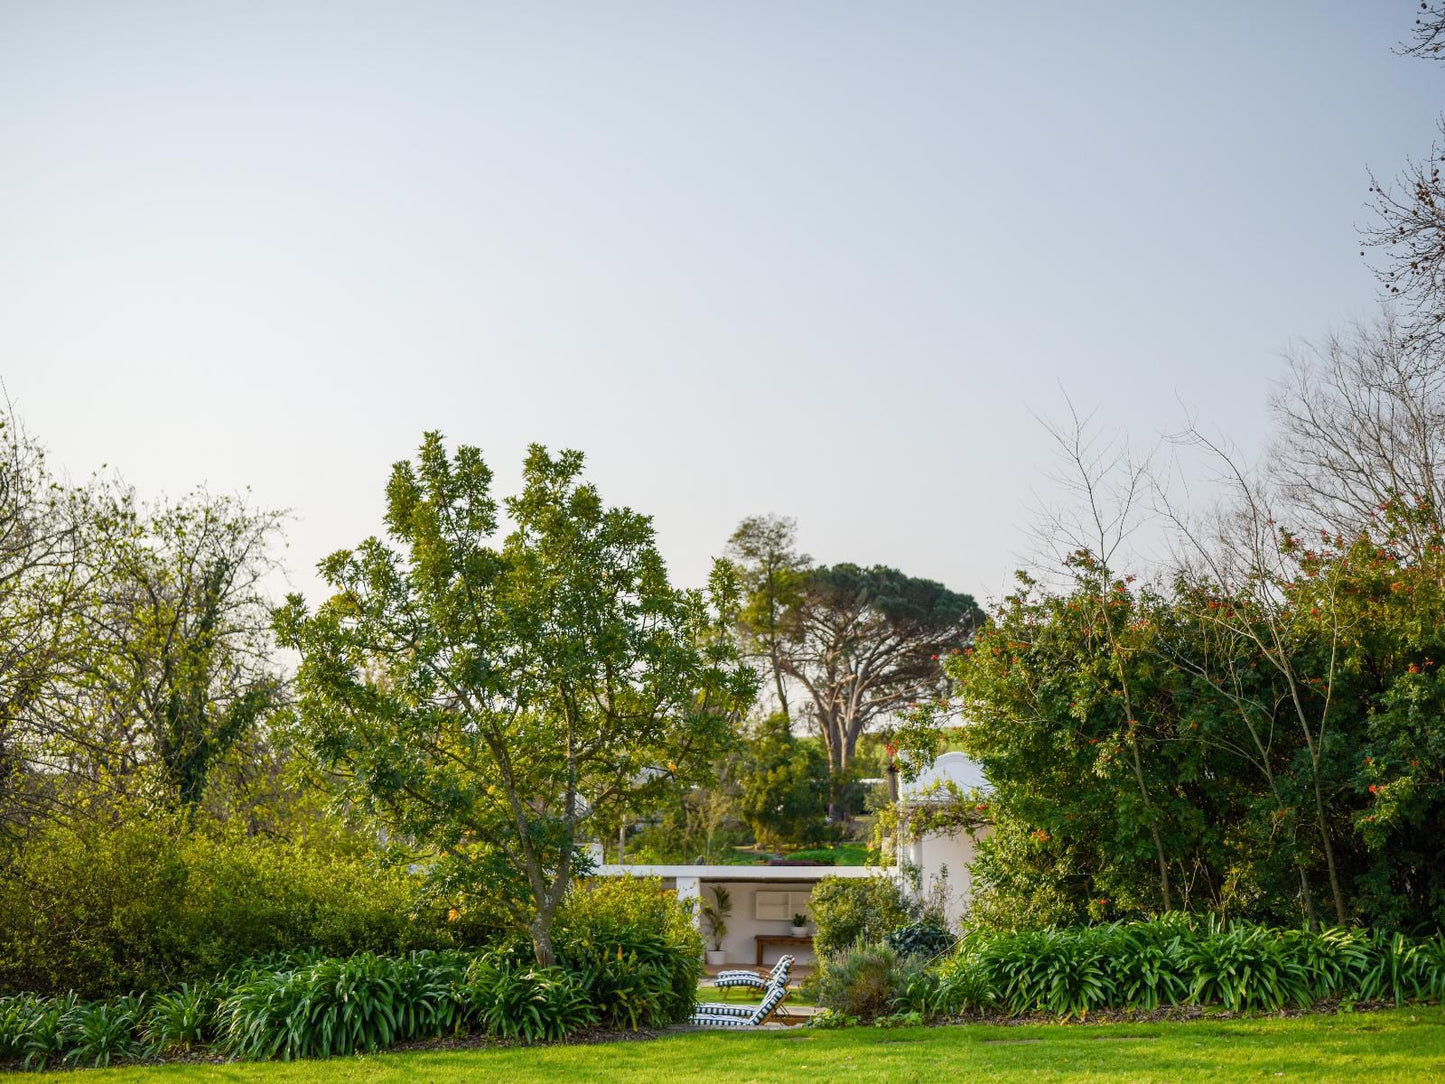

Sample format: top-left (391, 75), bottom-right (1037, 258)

top-left (691, 983), bottom-right (791, 1028)
top-left (693, 1002), bottom-right (756, 1017)
top-left (713, 971), bottom-right (762, 988)
top-left (750, 985), bottom-right (787, 1025)
top-left (690, 1013), bottom-right (756, 1027)
top-left (714, 955), bottom-right (793, 988)
top-left (713, 974), bottom-right (765, 989)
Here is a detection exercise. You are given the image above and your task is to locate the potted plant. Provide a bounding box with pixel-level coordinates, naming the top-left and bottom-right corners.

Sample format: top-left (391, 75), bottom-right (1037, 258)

top-left (791, 912), bottom-right (809, 936)
top-left (701, 886), bottom-right (732, 966)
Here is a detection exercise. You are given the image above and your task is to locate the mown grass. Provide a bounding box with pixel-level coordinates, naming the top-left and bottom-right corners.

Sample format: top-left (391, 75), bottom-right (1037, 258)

top-left (784, 843), bottom-right (869, 866)
top-left (14, 1006), bottom-right (1445, 1083)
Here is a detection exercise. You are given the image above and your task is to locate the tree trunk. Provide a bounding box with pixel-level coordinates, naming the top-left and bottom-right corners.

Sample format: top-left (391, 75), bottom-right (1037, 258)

top-left (1310, 760), bottom-right (1349, 925)
top-left (530, 913), bottom-right (557, 967)
top-left (769, 640), bottom-right (789, 718)
top-left (825, 714), bottom-right (847, 821)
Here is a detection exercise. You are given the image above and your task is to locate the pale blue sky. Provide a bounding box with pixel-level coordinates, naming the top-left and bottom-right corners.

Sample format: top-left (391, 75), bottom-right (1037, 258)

top-left (1, 2), bottom-right (1438, 604)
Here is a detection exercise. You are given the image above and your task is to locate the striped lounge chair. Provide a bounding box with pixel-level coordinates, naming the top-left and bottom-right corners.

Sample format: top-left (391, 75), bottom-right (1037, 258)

top-left (690, 981), bottom-right (790, 1028)
top-left (712, 954), bottom-right (793, 990)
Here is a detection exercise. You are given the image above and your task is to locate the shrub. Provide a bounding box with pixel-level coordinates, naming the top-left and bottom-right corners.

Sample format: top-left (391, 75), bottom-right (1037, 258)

top-left (926, 917), bottom-right (1445, 1021)
top-left (1182, 924), bottom-right (1311, 1012)
top-left (1102, 921), bottom-right (1190, 1010)
top-left (813, 942), bottom-right (923, 1021)
top-left (977, 926), bottom-right (1118, 1020)
top-left (61, 997), bottom-right (146, 1068)
top-left (554, 877), bottom-right (702, 1028)
top-left (219, 951), bottom-right (470, 1060)
top-left (15, 995), bottom-right (79, 1071)
top-left (463, 956), bottom-right (596, 1041)
top-left (933, 947), bottom-right (996, 1015)
top-left (0, 996), bottom-right (34, 1060)
top-left (886, 920), bottom-right (957, 961)
top-left (0, 814), bottom-right (474, 998)
top-left (143, 983), bottom-right (216, 1053)
top-left (809, 877), bottom-right (911, 958)
top-left (0, 874), bottom-right (710, 1065)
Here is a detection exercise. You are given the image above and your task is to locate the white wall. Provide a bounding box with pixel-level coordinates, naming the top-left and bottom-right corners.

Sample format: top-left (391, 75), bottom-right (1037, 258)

top-left (698, 880), bottom-right (820, 967)
top-left (916, 826), bottom-right (990, 928)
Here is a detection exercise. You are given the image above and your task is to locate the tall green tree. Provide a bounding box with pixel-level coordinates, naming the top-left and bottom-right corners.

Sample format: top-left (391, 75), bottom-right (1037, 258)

top-left (0, 405), bottom-right (105, 844)
top-left (89, 494), bottom-right (286, 810)
top-left (738, 712), bottom-right (829, 848)
top-left (725, 515), bottom-right (810, 718)
top-left (277, 435), bottom-right (756, 964)
top-left (916, 501), bottom-right (1445, 933)
top-left (779, 563), bottom-right (982, 817)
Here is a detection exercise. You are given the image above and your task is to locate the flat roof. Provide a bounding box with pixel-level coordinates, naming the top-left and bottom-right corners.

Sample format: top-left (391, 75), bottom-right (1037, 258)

top-left (593, 863), bottom-right (885, 881)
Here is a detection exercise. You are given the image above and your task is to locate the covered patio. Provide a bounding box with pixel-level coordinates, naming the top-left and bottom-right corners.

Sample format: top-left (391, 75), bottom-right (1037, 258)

top-left (592, 862), bottom-right (888, 968)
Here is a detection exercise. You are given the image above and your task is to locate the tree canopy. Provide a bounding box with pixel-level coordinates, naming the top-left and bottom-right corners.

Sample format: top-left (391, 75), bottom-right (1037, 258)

top-left (778, 562), bottom-right (982, 812)
top-left (277, 435), bottom-right (756, 963)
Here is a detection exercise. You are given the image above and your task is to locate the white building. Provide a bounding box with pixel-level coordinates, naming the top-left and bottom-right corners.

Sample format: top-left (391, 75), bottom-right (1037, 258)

top-left (590, 862), bottom-right (884, 967)
top-left (591, 752), bottom-right (991, 964)
top-left (895, 751), bottom-right (991, 928)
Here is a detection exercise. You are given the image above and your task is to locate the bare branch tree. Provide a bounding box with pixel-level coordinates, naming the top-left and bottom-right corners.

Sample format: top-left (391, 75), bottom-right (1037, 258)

top-left (1362, 5), bottom-right (1445, 345)
top-left (0, 398), bottom-right (112, 845)
top-left (1399, 1), bottom-right (1445, 62)
top-left (1269, 313), bottom-right (1445, 556)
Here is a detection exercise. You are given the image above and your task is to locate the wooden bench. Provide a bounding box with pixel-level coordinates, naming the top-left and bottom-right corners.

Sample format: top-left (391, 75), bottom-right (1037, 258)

top-left (754, 934), bottom-right (813, 966)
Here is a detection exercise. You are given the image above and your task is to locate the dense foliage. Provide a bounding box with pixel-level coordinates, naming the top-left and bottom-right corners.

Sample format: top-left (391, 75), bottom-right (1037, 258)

top-left (0, 814), bottom-right (482, 999)
top-left (930, 516), bottom-right (1445, 933)
top-left (278, 436), bottom-right (755, 964)
top-left (809, 916), bottom-right (1445, 1026)
top-left (0, 876), bottom-right (698, 1067)
top-left (812, 942), bottom-right (926, 1022)
top-left (808, 876), bottom-right (913, 958)
top-left (551, 876), bottom-right (704, 1029)
top-left (737, 712), bottom-right (831, 848)
top-left (927, 917), bottom-right (1445, 1021)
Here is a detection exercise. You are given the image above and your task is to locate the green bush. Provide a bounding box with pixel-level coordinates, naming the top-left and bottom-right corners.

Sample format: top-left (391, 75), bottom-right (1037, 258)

top-left (886, 920), bottom-right (957, 961)
top-left (59, 997), bottom-right (146, 1069)
top-left (0, 814), bottom-right (478, 998)
top-left (463, 956), bottom-right (596, 1041)
top-left (0, 874), bottom-right (710, 1064)
top-left (809, 876), bottom-right (912, 958)
top-left (13, 995), bottom-right (82, 1071)
top-left (929, 917), bottom-right (1445, 1020)
top-left (0, 995), bottom-right (40, 1060)
top-left (1101, 919), bottom-right (1191, 1010)
top-left (553, 876), bottom-right (702, 1028)
top-left (812, 942), bottom-right (924, 1021)
top-left (1183, 924), bottom-right (1311, 1012)
top-left (218, 951), bottom-right (470, 1060)
top-left (143, 983), bottom-right (216, 1053)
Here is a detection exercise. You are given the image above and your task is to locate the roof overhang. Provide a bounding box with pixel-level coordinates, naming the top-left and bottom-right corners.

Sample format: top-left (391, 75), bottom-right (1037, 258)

top-left (591, 864), bottom-right (885, 882)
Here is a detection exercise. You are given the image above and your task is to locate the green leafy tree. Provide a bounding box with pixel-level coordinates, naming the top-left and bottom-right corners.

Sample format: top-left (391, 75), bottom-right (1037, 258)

top-left (88, 494), bottom-right (287, 810)
top-left (0, 405), bottom-right (99, 843)
top-left (738, 712), bottom-right (830, 848)
top-left (277, 435), bottom-right (756, 964)
top-left (725, 515), bottom-right (811, 717)
top-left (779, 563), bottom-right (982, 817)
top-left (938, 573), bottom-right (1213, 920)
top-left (809, 875), bottom-right (911, 957)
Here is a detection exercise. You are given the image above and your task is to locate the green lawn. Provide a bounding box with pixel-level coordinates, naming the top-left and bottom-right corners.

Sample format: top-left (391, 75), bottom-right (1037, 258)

top-left (783, 843), bottom-right (869, 865)
top-left (16, 1007), bottom-right (1445, 1083)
